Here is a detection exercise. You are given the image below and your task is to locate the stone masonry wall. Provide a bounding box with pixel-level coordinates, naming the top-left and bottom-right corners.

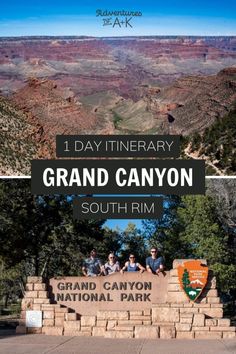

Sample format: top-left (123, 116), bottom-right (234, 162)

top-left (16, 260), bottom-right (236, 339)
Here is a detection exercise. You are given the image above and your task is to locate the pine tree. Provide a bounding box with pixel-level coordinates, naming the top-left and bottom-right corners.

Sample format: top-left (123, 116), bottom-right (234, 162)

top-left (177, 195), bottom-right (235, 292)
top-left (0, 180), bottom-right (107, 277)
top-left (142, 195), bottom-right (184, 268)
top-left (182, 269), bottom-right (190, 289)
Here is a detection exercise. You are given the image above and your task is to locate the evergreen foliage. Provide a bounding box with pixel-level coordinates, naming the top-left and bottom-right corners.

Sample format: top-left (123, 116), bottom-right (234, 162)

top-left (184, 105), bottom-right (236, 174)
top-left (0, 180), bottom-right (235, 313)
top-left (182, 269), bottom-right (190, 289)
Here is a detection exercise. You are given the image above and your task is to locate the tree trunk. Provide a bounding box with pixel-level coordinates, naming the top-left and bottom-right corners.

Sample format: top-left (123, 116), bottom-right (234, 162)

top-left (4, 293), bottom-right (9, 308)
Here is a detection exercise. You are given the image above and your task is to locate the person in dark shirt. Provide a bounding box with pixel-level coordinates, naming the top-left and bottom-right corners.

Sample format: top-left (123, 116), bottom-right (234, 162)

top-left (146, 247), bottom-right (164, 275)
top-left (82, 248), bottom-right (103, 277)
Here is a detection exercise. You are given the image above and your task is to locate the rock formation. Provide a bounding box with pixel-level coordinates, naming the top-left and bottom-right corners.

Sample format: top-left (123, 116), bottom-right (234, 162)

top-left (148, 67), bottom-right (236, 135)
top-left (12, 78), bottom-right (97, 147)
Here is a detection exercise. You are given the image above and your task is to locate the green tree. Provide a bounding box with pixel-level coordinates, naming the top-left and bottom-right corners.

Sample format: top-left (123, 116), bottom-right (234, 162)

top-left (142, 195), bottom-right (183, 269)
top-left (177, 195), bottom-right (235, 292)
top-left (0, 180), bottom-right (107, 278)
top-left (177, 195), bottom-right (228, 263)
top-left (119, 223), bottom-right (147, 266)
top-left (0, 258), bottom-right (23, 309)
top-left (187, 104), bottom-right (236, 174)
top-left (182, 269), bottom-right (190, 289)
top-left (97, 227), bottom-right (122, 263)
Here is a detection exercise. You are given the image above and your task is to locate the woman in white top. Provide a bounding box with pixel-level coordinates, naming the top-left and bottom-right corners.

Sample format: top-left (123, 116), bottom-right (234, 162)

top-left (104, 252), bottom-right (120, 275)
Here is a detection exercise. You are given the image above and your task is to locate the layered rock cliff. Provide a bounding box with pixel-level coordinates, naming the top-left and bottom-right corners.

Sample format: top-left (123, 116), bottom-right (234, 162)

top-left (0, 96), bottom-right (38, 175)
top-left (12, 78), bottom-right (97, 146)
top-left (147, 67), bottom-right (236, 135)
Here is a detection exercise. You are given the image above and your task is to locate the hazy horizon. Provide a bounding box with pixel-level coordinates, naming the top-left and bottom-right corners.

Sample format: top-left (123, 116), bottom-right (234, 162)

top-left (1, 35), bottom-right (236, 39)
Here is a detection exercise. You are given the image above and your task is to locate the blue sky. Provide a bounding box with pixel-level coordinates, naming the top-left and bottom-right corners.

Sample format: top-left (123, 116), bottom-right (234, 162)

top-left (104, 219), bottom-right (143, 231)
top-left (0, 0), bottom-right (236, 36)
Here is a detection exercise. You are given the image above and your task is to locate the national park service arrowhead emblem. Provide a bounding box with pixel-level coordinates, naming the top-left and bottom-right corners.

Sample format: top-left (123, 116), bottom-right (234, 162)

top-left (178, 260), bottom-right (208, 302)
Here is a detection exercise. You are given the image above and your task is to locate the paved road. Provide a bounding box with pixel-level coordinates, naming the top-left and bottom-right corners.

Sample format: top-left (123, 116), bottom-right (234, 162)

top-left (0, 334), bottom-right (235, 354)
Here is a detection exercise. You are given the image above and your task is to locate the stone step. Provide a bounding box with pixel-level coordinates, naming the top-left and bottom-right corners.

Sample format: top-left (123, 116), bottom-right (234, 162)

top-left (93, 327), bottom-right (106, 336)
top-left (64, 329), bottom-right (91, 336)
top-left (65, 313), bottom-right (78, 321)
top-left (135, 325), bottom-right (159, 339)
top-left (42, 326), bottom-right (63, 335)
top-left (176, 331), bottom-right (194, 339)
top-left (218, 318), bottom-right (231, 326)
top-left (41, 304), bottom-right (61, 310)
top-left (27, 327), bottom-right (42, 334)
top-left (210, 326), bottom-right (235, 332)
top-left (115, 325), bottom-right (134, 331)
top-left (43, 319), bottom-right (54, 326)
top-left (64, 321), bottom-right (81, 330)
top-left (105, 330), bottom-right (133, 339)
top-left (81, 316), bottom-right (96, 326)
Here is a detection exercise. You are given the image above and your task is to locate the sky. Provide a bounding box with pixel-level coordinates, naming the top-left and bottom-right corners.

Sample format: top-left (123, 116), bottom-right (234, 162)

top-left (0, 0), bottom-right (236, 36)
top-left (91, 195), bottom-right (153, 230)
top-left (104, 219), bottom-right (143, 231)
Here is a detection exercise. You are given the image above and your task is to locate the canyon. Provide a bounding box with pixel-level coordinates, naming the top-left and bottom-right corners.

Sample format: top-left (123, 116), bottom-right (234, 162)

top-left (0, 36), bottom-right (236, 175)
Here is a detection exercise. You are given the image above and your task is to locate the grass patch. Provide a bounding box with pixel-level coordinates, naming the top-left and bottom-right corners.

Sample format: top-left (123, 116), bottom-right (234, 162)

top-left (0, 303), bottom-right (21, 317)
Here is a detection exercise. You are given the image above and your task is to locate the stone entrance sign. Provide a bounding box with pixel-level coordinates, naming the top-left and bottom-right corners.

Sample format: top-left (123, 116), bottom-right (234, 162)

top-left (49, 272), bottom-right (169, 315)
top-left (16, 260), bottom-right (236, 339)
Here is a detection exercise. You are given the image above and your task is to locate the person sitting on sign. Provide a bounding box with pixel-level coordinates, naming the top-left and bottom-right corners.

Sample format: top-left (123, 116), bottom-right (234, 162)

top-left (146, 247), bottom-right (164, 275)
top-left (120, 254), bottom-right (145, 273)
top-left (104, 252), bottom-right (120, 275)
top-left (82, 248), bottom-right (103, 277)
